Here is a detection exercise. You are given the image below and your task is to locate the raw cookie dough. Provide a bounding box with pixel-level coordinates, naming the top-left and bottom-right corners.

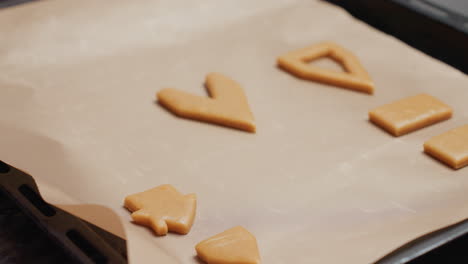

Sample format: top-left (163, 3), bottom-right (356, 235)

top-left (369, 94), bottom-right (452, 136)
top-left (157, 73), bottom-right (256, 132)
top-left (424, 124), bottom-right (468, 169)
top-left (124, 184), bottom-right (196, 235)
top-left (195, 226), bottom-right (261, 264)
top-left (277, 42), bottom-right (374, 94)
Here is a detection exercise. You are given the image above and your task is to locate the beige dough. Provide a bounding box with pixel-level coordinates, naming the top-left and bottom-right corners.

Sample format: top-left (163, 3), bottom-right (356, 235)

top-left (124, 184), bottom-right (196, 236)
top-left (277, 42), bottom-right (374, 94)
top-left (424, 124), bottom-right (468, 169)
top-left (157, 73), bottom-right (256, 132)
top-left (195, 226), bottom-right (261, 264)
top-left (369, 94), bottom-right (452, 136)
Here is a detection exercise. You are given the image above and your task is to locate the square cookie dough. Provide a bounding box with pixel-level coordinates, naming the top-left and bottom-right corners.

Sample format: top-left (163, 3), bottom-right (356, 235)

top-left (424, 124), bottom-right (468, 169)
top-left (369, 94), bottom-right (452, 136)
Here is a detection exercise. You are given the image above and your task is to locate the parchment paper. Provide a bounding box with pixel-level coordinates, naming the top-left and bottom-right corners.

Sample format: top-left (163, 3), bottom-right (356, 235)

top-left (1, 0), bottom-right (468, 263)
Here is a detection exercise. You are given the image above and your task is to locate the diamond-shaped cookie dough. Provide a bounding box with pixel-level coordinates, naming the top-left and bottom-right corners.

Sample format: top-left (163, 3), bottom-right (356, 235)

top-left (196, 226), bottom-right (261, 264)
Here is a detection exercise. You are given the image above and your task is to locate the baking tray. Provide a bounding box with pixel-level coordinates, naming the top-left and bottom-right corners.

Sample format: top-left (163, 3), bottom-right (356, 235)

top-left (378, 219), bottom-right (468, 263)
top-left (0, 160), bottom-right (127, 263)
top-left (325, 0), bottom-right (468, 74)
top-left (1, 0), bottom-right (468, 263)
top-left (0, 0), bottom-right (36, 8)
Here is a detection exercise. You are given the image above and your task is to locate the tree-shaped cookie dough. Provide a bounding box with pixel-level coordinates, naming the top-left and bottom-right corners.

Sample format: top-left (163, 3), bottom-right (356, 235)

top-left (196, 226), bottom-right (261, 264)
top-left (124, 184), bottom-right (196, 235)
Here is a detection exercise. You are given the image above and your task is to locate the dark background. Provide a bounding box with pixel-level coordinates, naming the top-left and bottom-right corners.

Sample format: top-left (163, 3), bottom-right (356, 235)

top-left (325, 0), bottom-right (468, 74)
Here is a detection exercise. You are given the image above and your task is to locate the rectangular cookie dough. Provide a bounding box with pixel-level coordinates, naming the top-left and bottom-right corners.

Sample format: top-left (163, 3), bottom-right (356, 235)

top-left (369, 94), bottom-right (452, 136)
top-left (424, 124), bottom-right (468, 169)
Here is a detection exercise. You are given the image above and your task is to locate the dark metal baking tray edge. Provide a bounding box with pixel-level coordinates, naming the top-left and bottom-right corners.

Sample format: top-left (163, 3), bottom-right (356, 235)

top-left (324, 0), bottom-right (468, 74)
